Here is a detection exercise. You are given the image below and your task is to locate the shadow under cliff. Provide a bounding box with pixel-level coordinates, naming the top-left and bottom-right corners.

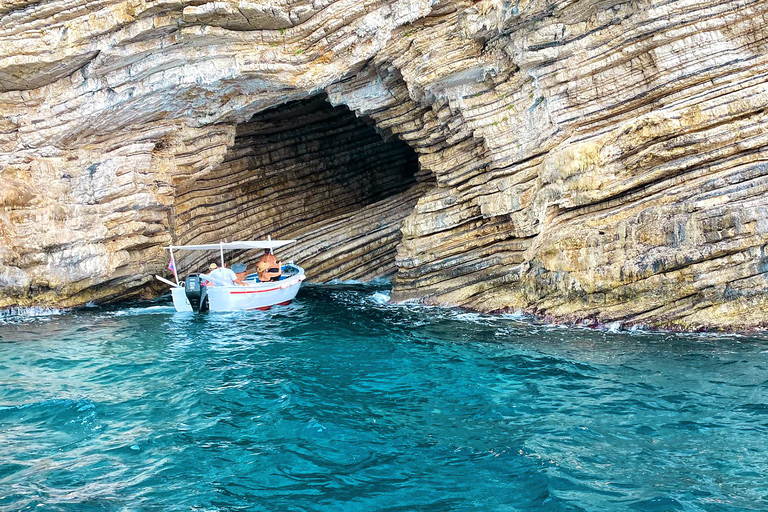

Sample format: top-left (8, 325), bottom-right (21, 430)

top-left (170, 95), bottom-right (431, 282)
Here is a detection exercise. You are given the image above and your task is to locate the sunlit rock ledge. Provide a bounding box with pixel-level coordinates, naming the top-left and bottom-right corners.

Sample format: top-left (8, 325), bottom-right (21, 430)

top-left (1, 0), bottom-right (767, 330)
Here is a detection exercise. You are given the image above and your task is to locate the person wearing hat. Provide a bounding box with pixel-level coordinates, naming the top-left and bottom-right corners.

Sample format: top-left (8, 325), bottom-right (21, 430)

top-left (202, 262), bottom-right (246, 286)
top-left (231, 262), bottom-right (249, 284)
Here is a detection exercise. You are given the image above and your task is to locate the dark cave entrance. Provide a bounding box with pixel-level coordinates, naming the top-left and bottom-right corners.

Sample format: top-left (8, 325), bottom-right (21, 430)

top-left (172, 95), bottom-right (426, 281)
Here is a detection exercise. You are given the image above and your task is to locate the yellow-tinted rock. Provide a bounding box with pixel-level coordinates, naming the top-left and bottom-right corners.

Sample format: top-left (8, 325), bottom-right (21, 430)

top-left (1, 0), bottom-right (767, 330)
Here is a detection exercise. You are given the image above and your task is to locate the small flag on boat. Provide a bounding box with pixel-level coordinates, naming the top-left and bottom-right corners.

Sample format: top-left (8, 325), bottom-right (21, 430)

top-left (168, 259), bottom-right (175, 273)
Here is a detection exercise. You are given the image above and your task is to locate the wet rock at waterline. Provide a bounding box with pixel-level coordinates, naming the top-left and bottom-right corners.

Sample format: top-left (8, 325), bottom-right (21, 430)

top-left (1, 0), bottom-right (767, 330)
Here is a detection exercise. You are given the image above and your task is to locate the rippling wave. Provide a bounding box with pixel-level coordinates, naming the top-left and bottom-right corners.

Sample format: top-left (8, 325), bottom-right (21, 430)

top-left (1, 283), bottom-right (767, 511)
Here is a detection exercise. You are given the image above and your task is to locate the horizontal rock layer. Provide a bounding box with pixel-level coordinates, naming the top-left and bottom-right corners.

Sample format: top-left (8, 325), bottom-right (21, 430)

top-left (1, 0), bottom-right (767, 330)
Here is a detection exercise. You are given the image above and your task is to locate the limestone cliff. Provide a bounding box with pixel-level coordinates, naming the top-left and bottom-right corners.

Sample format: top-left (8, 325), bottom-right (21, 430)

top-left (1, 0), bottom-right (767, 330)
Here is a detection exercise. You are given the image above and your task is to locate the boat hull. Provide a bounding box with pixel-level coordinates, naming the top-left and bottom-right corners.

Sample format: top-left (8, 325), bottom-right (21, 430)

top-left (170, 266), bottom-right (305, 313)
top-left (207, 275), bottom-right (304, 312)
top-left (171, 287), bottom-right (194, 312)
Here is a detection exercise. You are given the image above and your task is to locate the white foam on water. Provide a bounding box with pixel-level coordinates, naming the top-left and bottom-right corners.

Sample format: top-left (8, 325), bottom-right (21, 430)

top-left (0, 306), bottom-right (63, 317)
top-left (0, 306), bottom-right (64, 324)
top-left (370, 291), bottom-right (390, 304)
top-left (312, 276), bottom-right (393, 287)
top-left (500, 311), bottom-right (527, 320)
top-left (111, 305), bottom-right (176, 317)
top-left (324, 278), bottom-right (364, 285)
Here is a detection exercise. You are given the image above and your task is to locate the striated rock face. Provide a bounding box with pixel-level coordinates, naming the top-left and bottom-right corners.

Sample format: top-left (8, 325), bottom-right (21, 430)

top-left (1, 0), bottom-right (767, 330)
top-left (172, 95), bottom-right (424, 281)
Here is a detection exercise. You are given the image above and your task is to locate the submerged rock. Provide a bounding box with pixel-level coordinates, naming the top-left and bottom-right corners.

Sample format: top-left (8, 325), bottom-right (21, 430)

top-left (1, 0), bottom-right (767, 330)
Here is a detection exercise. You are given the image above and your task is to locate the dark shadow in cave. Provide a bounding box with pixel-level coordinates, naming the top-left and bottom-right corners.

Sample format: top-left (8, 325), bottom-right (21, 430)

top-left (227, 94), bottom-right (420, 224)
top-left (173, 94), bottom-right (426, 281)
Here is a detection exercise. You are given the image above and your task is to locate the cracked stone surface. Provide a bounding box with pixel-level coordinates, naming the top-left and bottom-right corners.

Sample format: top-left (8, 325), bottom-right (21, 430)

top-left (1, 0), bottom-right (767, 330)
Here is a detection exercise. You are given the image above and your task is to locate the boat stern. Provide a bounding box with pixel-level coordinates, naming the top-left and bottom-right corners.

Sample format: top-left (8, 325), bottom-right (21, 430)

top-left (171, 287), bottom-right (194, 312)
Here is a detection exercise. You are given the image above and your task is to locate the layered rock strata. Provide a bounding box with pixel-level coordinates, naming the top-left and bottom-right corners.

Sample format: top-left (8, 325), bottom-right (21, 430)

top-left (172, 95), bottom-right (423, 281)
top-left (1, 0), bottom-right (767, 330)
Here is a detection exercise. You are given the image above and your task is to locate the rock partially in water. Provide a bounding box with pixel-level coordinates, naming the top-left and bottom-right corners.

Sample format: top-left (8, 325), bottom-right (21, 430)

top-left (1, 0), bottom-right (767, 330)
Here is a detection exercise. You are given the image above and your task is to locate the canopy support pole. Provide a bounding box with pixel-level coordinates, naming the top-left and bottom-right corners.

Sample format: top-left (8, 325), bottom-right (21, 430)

top-left (170, 247), bottom-right (179, 285)
top-left (219, 242), bottom-right (225, 268)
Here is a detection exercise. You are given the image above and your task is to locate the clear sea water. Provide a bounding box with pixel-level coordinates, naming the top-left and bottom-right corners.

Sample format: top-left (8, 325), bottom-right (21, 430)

top-left (1, 283), bottom-right (767, 512)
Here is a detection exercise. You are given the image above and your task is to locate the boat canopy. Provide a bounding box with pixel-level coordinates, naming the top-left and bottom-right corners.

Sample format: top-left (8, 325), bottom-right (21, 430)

top-left (164, 240), bottom-right (295, 251)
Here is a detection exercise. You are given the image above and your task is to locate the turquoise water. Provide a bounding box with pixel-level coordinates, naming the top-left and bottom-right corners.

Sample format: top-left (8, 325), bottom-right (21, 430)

top-left (1, 284), bottom-right (767, 511)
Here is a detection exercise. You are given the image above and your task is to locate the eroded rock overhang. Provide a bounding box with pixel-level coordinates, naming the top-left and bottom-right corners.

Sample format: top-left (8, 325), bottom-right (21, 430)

top-left (172, 95), bottom-right (426, 281)
top-left (1, 0), bottom-right (768, 330)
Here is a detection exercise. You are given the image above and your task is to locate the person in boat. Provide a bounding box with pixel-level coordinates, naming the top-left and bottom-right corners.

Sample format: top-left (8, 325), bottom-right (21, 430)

top-left (256, 249), bottom-right (282, 282)
top-left (203, 262), bottom-right (246, 286)
top-left (231, 262), bottom-right (249, 283)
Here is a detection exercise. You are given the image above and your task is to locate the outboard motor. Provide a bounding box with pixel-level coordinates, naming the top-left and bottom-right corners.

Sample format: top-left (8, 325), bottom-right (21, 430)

top-left (185, 274), bottom-right (203, 310)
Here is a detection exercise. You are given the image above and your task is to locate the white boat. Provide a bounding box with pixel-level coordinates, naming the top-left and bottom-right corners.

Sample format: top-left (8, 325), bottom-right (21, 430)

top-left (156, 240), bottom-right (305, 313)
